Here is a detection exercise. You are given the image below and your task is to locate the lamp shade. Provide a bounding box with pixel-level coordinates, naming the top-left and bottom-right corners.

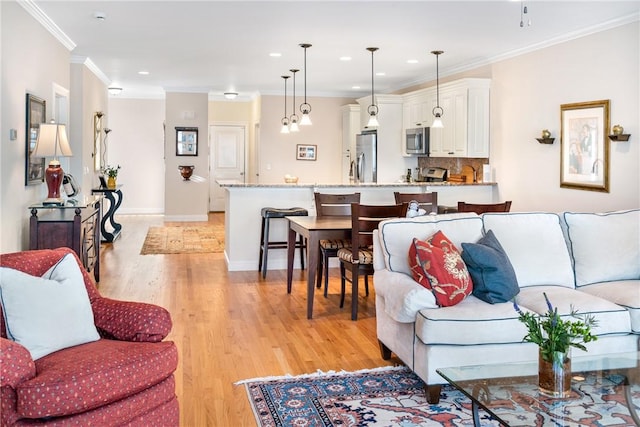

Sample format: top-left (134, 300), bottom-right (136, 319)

top-left (32, 123), bottom-right (73, 160)
top-left (32, 122), bottom-right (73, 204)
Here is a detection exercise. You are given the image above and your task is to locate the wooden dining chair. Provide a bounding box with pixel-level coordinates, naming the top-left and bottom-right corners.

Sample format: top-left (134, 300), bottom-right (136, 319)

top-left (337, 202), bottom-right (407, 320)
top-left (394, 191), bottom-right (438, 215)
top-left (314, 192), bottom-right (361, 297)
top-left (457, 201), bottom-right (512, 214)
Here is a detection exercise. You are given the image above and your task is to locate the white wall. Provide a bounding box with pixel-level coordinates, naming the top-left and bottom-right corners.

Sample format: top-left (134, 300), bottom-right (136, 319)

top-left (489, 22), bottom-right (639, 212)
top-left (258, 95), bottom-right (354, 184)
top-left (107, 98), bottom-right (165, 214)
top-left (0, 2), bottom-right (71, 252)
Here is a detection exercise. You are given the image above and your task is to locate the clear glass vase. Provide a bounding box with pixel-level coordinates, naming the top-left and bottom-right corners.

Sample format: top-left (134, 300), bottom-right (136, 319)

top-left (538, 349), bottom-right (571, 397)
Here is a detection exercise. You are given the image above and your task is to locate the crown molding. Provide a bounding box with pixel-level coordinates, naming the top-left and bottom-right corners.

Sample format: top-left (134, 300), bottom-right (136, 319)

top-left (18, 0), bottom-right (76, 51)
top-left (70, 56), bottom-right (111, 86)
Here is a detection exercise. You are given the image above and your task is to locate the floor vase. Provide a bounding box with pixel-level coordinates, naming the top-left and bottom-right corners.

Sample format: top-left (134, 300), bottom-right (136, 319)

top-left (538, 349), bottom-right (571, 397)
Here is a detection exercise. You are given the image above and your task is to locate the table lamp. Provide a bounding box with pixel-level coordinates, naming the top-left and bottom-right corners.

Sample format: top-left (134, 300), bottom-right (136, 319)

top-left (31, 121), bottom-right (73, 205)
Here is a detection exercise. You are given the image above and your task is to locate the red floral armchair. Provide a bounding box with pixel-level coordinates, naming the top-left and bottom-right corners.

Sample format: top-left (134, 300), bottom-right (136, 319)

top-left (0, 248), bottom-right (179, 426)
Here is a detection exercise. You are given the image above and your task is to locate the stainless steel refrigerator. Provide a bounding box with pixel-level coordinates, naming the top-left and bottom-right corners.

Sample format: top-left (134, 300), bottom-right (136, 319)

top-left (355, 130), bottom-right (377, 183)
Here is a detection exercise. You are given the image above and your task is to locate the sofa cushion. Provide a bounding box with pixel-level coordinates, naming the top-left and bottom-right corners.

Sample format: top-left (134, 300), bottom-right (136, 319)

top-left (414, 285), bottom-right (632, 347)
top-left (408, 231), bottom-right (472, 307)
top-left (516, 286), bottom-right (632, 337)
top-left (378, 213), bottom-right (483, 275)
top-left (16, 339), bottom-right (178, 419)
top-left (563, 210), bottom-right (640, 287)
top-left (0, 254), bottom-right (100, 360)
top-left (481, 213), bottom-right (574, 288)
top-left (461, 230), bottom-right (520, 304)
top-left (415, 295), bottom-right (529, 345)
top-left (577, 280), bottom-right (640, 333)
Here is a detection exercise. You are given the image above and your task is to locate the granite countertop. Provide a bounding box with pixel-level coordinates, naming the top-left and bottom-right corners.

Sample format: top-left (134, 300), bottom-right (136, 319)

top-left (217, 180), bottom-right (496, 188)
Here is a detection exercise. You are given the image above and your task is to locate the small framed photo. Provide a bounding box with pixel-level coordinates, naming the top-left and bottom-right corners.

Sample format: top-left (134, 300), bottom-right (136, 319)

top-left (296, 144), bottom-right (317, 161)
top-left (560, 99), bottom-right (610, 192)
top-left (176, 127), bottom-right (198, 156)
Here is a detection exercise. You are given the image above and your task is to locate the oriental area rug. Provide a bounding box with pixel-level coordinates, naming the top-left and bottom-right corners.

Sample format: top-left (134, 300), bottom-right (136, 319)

top-left (140, 225), bottom-right (224, 254)
top-left (238, 366), bottom-right (640, 426)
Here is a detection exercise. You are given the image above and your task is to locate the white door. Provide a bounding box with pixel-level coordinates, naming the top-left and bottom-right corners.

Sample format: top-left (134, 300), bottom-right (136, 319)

top-left (209, 125), bottom-right (246, 211)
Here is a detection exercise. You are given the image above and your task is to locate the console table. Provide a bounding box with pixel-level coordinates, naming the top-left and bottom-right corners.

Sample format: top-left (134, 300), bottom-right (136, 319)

top-left (29, 196), bottom-right (101, 282)
top-left (92, 186), bottom-right (123, 242)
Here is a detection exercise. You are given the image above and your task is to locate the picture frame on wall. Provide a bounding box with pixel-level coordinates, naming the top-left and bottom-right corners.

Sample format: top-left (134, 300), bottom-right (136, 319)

top-left (560, 99), bottom-right (610, 193)
top-left (25, 94), bottom-right (46, 186)
top-left (296, 144), bottom-right (317, 161)
top-left (176, 127), bottom-right (198, 156)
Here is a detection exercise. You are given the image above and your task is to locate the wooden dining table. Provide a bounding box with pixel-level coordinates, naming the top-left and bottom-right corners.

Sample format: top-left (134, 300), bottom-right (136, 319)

top-left (286, 215), bottom-right (352, 319)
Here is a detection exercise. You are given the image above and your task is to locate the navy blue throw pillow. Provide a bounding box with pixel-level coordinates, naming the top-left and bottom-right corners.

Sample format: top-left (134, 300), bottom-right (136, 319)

top-left (461, 229), bottom-right (519, 304)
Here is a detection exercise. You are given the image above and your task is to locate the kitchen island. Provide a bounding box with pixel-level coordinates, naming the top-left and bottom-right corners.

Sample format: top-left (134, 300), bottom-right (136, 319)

top-left (218, 180), bottom-right (496, 272)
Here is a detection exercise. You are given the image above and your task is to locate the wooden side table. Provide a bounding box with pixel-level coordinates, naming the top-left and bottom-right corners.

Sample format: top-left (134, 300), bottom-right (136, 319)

top-left (92, 186), bottom-right (123, 242)
top-left (29, 196), bottom-right (101, 282)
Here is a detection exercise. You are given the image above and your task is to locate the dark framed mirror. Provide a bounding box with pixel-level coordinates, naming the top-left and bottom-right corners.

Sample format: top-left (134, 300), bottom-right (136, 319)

top-left (25, 94), bottom-right (46, 185)
top-left (176, 127), bottom-right (198, 156)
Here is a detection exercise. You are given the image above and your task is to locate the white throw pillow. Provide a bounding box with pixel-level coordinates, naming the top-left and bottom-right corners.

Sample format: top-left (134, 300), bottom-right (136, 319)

top-left (0, 253), bottom-right (100, 360)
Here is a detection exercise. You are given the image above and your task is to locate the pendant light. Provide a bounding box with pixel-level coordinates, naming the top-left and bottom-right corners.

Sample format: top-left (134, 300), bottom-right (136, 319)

top-left (299, 43), bottom-right (312, 125)
top-left (280, 75), bottom-right (290, 134)
top-left (431, 50), bottom-right (444, 129)
top-left (289, 69), bottom-right (300, 132)
top-left (366, 47), bottom-right (380, 127)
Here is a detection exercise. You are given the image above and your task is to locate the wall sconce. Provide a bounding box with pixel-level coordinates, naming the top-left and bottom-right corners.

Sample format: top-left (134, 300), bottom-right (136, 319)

top-left (608, 124), bottom-right (631, 142)
top-left (536, 129), bottom-right (554, 144)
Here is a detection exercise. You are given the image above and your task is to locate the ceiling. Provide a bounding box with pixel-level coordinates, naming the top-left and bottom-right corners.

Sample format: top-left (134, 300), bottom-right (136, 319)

top-left (30, 1), bottom-right (640, 100)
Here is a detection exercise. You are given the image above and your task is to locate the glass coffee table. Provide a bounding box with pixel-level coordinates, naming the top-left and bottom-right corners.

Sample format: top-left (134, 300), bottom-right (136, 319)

top-left (437, 352), bottom-right (640, 426)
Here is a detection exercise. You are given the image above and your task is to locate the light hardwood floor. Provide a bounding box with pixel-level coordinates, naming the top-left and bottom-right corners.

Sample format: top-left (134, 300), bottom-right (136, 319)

top-left (98, 213), bottom-right (401, 426)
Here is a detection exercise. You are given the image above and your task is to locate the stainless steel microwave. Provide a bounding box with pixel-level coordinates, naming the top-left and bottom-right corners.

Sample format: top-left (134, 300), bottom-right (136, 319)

top-left (405, 127), bottom-right (429, 155)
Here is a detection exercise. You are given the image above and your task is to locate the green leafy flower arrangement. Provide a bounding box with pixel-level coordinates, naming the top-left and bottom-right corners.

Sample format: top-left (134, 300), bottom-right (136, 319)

top-left (103, 165), bottom-right (121, 178)
top-left (513, 292), bottom-right (598, 363)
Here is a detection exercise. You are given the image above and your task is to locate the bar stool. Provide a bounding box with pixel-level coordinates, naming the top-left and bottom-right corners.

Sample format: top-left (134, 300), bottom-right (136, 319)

top-left (259, 207), bottom-right (308, 278)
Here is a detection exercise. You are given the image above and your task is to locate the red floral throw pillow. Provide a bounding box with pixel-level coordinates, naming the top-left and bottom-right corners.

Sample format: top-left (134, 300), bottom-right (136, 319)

top-left (408, 230), bottom-right (473, 307)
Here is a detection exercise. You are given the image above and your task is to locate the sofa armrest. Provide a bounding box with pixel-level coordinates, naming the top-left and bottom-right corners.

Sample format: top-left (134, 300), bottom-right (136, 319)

top-left (92, 297), bottom-right (172, 342)
top-left (1, 338), bottom-right (36, 389)
top-left (373, 269), bottom-right (438, 323)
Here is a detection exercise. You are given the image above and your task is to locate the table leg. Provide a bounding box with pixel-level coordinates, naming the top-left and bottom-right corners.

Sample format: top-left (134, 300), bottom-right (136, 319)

top-left (286, 225), bottom-right (296, 294)
top-left (100, 190), bottom-right (123, 242)
top-left (472, 401), bottom-right (481, 427)
top-left (305, 233), bottom-right (320, 319)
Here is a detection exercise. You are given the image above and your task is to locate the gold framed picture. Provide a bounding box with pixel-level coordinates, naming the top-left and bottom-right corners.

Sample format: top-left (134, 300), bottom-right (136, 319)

top-left (560, 100), bottom-right (610, 192)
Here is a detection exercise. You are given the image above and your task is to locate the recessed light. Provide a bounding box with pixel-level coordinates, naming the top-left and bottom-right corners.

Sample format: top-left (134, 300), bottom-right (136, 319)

top-left (352, 86), bottom-right (361, 90)
top-left (376, 72), bottom-right (386, 76)
top-left (407, 59), bottom-right (419, 64)
top-left (340, 56), bottom-right (352, 61)
top-left (138, 71), bottom-right (149, 75)
top-left (269, 52), bottom-right (282, 57)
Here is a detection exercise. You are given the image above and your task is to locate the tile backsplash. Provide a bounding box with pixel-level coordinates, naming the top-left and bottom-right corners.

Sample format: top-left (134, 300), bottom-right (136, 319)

top-left (417, 157), bottom-right (490, 182)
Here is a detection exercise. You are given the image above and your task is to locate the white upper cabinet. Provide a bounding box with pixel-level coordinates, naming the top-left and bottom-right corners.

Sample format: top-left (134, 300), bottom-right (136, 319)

top-left (402, 78), bottom-right (490, 158)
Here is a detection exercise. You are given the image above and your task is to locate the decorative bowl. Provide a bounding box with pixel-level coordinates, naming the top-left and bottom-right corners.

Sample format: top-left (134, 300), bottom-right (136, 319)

top-left (178, 165), bottom-right (195, 180)
top-left (284, 175), bottom-right (299, 184)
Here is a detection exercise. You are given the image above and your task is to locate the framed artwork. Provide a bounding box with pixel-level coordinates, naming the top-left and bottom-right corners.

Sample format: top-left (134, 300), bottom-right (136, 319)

top-left (176, 127), bottom-right (198, 156)
top-left (25, 94), bottom-right (46, 185)
top-left (560, 99), bottom-right (610, 192)
top-left (296, 144), bottom-right (317, 161)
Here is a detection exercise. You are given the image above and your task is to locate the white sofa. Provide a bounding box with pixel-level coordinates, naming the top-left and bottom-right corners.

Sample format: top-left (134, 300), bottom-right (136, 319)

top-left (373, 209), bottom-right (640, 402)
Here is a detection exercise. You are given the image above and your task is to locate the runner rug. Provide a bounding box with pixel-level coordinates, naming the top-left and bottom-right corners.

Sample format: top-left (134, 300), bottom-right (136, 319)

top-left (140, 225), bottom-right (224, 254)
top-left (238, 366), bottom-right (640, 426)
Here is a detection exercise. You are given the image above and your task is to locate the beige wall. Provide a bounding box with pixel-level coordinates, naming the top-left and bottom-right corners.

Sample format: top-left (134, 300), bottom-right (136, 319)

top-left (1, 2), bottom-right (71, 252)
top-left (164, 92), bottom-right (209, 220)
top-left (108, 98), bottom-right (165, 214)
top-left (489, 22), bottom-right (639, 212)
top-left (258, 95), bottom-right (354, 184)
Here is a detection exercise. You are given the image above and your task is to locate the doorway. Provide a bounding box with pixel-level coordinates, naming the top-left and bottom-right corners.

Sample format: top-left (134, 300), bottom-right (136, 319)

top-left (209, 124), bottom-right (246, 212)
